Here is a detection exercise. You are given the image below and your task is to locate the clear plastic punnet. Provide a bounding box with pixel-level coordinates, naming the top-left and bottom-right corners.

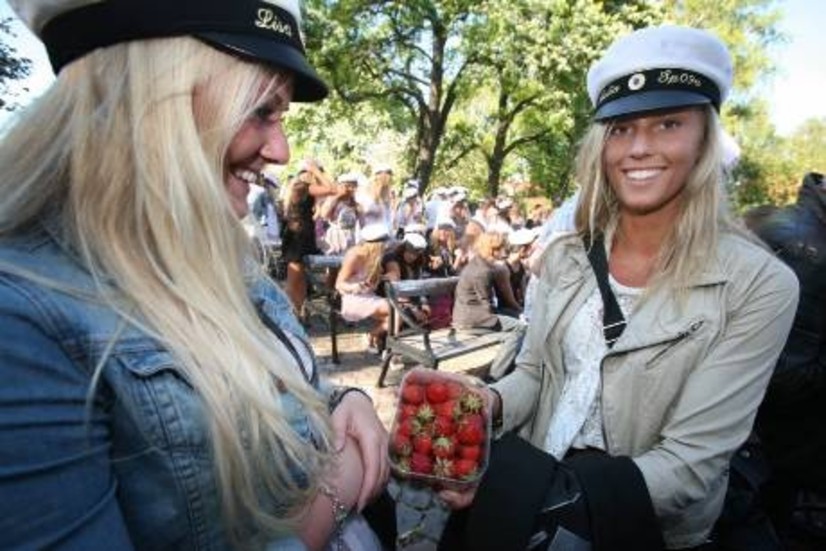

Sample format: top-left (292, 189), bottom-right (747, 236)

top-left (388, 367), bottom-right (492, 490)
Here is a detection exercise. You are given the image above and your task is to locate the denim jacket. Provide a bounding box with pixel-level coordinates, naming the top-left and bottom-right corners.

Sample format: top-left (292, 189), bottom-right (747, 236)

top-left (0, 224), bottom-right (324, 550)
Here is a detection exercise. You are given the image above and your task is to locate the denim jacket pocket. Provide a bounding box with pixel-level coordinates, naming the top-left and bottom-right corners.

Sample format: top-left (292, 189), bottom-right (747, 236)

top-left (113, 349), bottom-right (210, 452)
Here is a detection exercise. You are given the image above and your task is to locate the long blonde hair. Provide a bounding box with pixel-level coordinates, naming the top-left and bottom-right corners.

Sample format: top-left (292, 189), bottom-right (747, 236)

top-left (280, 171), bottom-right (312, 214)
top-left (0, 38), bottom-right (331, 546)
top-left (474, 231), bottom-right (507, 262)
top-left (358, 240), bottom-right (386, 289)
top-left (573, 106), bottom-right (736, 293)
top-left (368, 171), bottom-right (392, 205)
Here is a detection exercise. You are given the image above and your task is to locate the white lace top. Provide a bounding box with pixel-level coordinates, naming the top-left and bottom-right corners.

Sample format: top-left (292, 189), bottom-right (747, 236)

top-left (543, 274), bottom-right (642, 459)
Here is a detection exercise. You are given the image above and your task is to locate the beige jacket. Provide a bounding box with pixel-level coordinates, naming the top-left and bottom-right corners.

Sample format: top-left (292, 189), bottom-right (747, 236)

top-left (492, 232), bottom-right (799, 549)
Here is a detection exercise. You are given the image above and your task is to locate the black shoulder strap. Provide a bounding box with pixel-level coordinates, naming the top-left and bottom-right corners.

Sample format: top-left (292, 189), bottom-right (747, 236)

top-left (584, 234), bottom-right (626, 348)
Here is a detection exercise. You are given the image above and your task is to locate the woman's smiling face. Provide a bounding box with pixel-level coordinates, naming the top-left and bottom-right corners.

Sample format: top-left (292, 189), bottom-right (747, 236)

top-left (602, 106), bottom-right (706, 218)
top-left (221, 78), bottom-right (294, 218)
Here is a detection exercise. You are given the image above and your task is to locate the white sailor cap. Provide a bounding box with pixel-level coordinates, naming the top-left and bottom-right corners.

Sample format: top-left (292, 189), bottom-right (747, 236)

top-left (403, 232), bottom-right (427, 251)
top-left (509, 228), bottom-right (537, 247)
top-left (587, 25), bottom-right (733, 121)
top-left (360, 223), bottom-right (390, 243)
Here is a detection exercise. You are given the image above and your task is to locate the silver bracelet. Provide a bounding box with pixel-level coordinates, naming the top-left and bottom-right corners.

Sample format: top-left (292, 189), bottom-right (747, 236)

top-left (319, 483), bottom-right (350, 551)
top-left (327, 386), bottom-right (372, 414)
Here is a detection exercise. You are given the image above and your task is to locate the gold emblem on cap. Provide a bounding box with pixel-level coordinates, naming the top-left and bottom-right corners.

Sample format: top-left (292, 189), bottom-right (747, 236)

top-left (256, 9), bottom-right (294, 37)
top-left (628, 73), bottom-right (646, 91)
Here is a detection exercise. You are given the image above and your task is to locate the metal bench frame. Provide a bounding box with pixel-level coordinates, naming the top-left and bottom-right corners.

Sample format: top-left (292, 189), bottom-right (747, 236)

top-left (303, 254), bottom-right (344, 363)
top-left (377, 277), bottom-right (505, 387)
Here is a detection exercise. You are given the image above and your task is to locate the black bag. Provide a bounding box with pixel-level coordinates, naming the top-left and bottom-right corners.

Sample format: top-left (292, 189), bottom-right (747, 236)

top-left (438, 433), bottom-right (664, 551)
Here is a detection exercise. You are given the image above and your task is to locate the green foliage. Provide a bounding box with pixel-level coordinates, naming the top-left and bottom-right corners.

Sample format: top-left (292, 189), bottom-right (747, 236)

top-left (0, 17), bottom-right (33, 111)
top-left (289, 0), bottom-right (796, 210)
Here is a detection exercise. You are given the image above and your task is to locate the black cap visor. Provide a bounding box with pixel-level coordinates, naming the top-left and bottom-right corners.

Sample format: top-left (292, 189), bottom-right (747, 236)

top-left (197, 32), bottom-right (328, 102)
top-left (594, 90), bottom-right (712, 122)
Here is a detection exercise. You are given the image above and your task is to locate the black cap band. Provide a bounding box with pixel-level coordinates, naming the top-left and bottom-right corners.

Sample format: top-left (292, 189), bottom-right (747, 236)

top-left (595, 68), bottom-right (721, 116)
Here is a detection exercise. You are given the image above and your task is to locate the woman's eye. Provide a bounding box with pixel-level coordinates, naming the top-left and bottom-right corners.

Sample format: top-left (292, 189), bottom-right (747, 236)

top-left (660, 118), bottom-right (681, 130)
top-left (608, 125), bottom-right (629, 137)
top-left (253, 105), bottom-right (284, 123)
top-left (253, 106), bottom-right (273, 120)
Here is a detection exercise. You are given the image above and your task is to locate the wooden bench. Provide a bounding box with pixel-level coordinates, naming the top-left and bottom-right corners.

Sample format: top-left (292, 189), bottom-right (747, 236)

top-left (377, 277), bottom-right (506, 387)
top-left (303, 254), bottom-right (344, 363)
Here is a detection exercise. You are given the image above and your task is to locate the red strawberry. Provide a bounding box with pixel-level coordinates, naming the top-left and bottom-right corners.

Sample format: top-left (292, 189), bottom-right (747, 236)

top-left (453, 458), bottom-right (479, 479)
top-left (433, 436), bottom-right (456, 459)
top-left (433, 457), bottom-right (454, 478)
top-left (433, 415), bottom-right (455, 437)
top-left (401, 383), bottom-right (425, 405)
top-left (412, 433), bottom-right (433, 455)
top-left (426, 381), bottom-right (449, 404)
top-left (459, 445), bottom-right (482, 461)
top-left (396, 417), bottom-right (414, 436)
top-left (446, 381), bottom-right (464, 399)
top-left (460, 391), bottom-right (484, 414)
top-left (400, 403), bottom-right (418, 419)
top-left (434, 399), bottom-right (459, 419)
top-left (460, 413), bottom-right (485, 428)
top-left (410, 452), bottom-right (433, 474)
top-left (392, 434), bottom-right (412, 457)
top-left (456, 417), bottom-right (485, 446)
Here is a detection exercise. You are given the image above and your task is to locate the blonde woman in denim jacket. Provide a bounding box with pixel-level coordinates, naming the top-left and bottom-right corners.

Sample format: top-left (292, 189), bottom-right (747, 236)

top-left (0, 1), bottom-right (389, 549)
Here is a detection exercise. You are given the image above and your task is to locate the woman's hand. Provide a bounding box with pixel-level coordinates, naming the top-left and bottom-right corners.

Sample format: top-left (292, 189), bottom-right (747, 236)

top-left (438, 485), bottom-right (479, 509)
top-left (330, 391), bottom-right (390, 510)
top-left (297, 436), bottom-right (364, 551)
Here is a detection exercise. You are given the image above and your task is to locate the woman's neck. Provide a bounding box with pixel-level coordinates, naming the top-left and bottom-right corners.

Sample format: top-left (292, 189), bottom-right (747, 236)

top-left (609, 212), bottom-right (673, 288)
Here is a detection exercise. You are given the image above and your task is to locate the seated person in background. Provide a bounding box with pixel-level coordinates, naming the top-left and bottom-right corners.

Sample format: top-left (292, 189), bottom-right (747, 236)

top-left (454, 218), bottom-right (485, 273)
top-left (452, 232), bottom-right (527, 380)
top-left (427, 219), bottom-right (459, 277)
top-left (383, 232), bottom-right (431, 330)
top-left (336, 224), bottom-right (392, 354)
top-left (504, 228), bottom-right (538, 309)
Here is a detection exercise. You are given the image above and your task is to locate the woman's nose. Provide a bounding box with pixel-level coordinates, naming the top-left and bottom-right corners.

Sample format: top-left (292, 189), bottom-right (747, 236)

top-left (261, 125), bottom-right (290, 165)
top-left (628, 128), bottom-right (653, 157)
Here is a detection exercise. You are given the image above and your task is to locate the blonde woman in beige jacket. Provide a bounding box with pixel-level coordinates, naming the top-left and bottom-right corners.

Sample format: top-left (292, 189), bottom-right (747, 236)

top-left (441, 26), bottom-right (799, 550)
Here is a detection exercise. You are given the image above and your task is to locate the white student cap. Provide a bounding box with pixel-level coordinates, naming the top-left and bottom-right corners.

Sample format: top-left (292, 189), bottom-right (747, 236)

top-left (403, 233), bottom-right (427, 251)
top-left (509, 228), bottom-right (537, 247)
top-left (587, 25), bottom-right (732, 121)
top-left (360, 223), bottom-right (390, 243)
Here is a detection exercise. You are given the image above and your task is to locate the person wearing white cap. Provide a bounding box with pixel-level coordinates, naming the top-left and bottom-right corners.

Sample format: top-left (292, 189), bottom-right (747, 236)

top-left (358, 165), bottom-right (394, 232)
top-left (335, 223), bottom-right (393, 353)
top-left (502, 228), bottom-right (538, 308)
top-left (425, 186), bottom-right (449, 231)
top-left (0, 2), bottom-right (390, 550)
top-left (382, 232), bottom-right (431, 332)
top-left (427, 218), bottom-right (459, 277)
top-left (440, 25), bottom-right (799, 551)
top-left (393, 183), bottom-right (425, 236)
top-left (319, 171), bottom-right (363, 254)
